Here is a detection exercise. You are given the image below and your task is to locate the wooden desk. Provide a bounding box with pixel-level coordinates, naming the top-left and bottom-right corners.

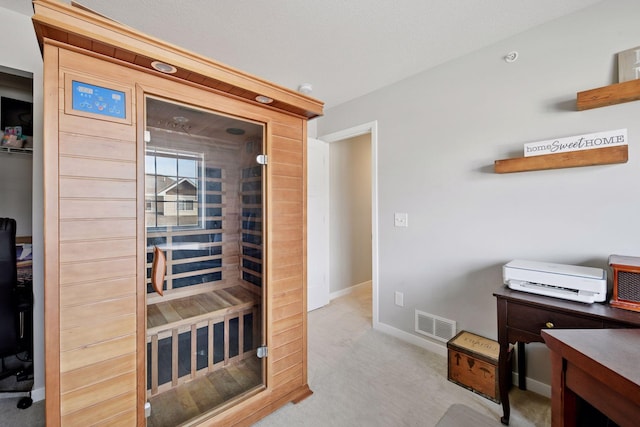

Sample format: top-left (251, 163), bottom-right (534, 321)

top-left (494, 287), bottom-right (640, 425)
top-left (542, 329), bottom-right (640, 427)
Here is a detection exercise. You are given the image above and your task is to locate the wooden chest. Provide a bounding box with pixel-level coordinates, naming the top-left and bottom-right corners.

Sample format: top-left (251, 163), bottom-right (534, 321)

top-left (447, 331), bottom-right (503, 403)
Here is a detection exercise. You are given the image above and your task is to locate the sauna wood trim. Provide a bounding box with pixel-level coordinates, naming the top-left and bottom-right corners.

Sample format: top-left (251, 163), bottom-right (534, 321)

top-left (32, 0), bottom-right (324, 119)
top-left (43, 41), bottom-right (62, 425)
top-left (135, 84), bottom-right (147, 425)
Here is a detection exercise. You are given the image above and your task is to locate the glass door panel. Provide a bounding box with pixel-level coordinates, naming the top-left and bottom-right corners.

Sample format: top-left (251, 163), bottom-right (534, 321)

top-left (144, 96), bottom-right (264, 426)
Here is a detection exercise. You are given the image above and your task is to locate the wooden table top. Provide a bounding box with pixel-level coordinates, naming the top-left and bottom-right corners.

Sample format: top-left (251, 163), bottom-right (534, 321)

top-left (542, 329), bottom-right (640, 394)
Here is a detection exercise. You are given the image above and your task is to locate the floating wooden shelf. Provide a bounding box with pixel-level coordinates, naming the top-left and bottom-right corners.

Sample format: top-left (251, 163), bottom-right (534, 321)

top-left (577, 79), bottom-right (640, 110)
top-left (494, 145), bottom-right (628, 174)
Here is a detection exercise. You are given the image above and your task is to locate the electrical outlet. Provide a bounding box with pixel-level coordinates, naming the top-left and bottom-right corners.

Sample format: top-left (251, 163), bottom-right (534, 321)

top-left (395, 291), bottom-right (404, 307)
top-left (394, 212), bottom-right (408, 227)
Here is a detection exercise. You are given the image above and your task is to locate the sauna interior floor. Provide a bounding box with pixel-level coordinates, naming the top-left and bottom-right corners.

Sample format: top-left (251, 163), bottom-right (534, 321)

top-left (147, 357), bottom-right (262, 427)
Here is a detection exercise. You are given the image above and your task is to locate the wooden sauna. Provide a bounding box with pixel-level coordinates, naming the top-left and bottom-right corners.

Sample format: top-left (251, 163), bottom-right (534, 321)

top-left (32, 0), bottom-right (323, 425)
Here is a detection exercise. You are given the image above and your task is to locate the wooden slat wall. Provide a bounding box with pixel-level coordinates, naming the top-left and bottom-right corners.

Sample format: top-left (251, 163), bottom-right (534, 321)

top-left (54, 48), bottom-right (138, 426)
top-left (269, 121), bottom-right (306, 393)
top-left (44, 40), bottom-right (310, 426)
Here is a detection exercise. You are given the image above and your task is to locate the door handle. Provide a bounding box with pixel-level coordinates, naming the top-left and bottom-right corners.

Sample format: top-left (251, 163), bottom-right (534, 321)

top-left (151, 246), bottom-right (166, 296)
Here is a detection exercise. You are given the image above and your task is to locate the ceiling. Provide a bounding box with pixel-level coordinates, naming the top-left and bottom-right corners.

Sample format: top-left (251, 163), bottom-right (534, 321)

top-left (1, 0), bottom-right (604, 109)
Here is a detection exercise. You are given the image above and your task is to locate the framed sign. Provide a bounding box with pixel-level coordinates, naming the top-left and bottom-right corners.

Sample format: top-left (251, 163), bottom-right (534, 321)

top-left (618, 45), bottom-right (640, 83)
top-left (524, 129), bottom-right (627, 157)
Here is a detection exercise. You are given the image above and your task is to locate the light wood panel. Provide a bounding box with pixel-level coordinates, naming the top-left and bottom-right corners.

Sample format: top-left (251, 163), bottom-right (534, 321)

top-left (60, 238), bottom-right (137, 263)
top-left (59, 257), bottom-right (136, 284)
top-left (494, 145), bottom-right (628, 173)
top-left (61, 390), bottom-right (137, 426)
top-left (43, 40), bottom-right (62, 424)
top-left (60, 219), bottom-right (137, 241)
top-left (59, 157), bottom-right (137, 180)
top-left (44, 44), bottom-right (140, 425)
top-left (59, 133), bottom-right (136, 161)
top-left (42, 25), bottom-right (312, 424)
top-left (59, 298), bottom-right (136, 332)
top-left (60, 353), bottom-right (136, 394)
top-left (271, 364), bottom-right (304, 389)
top-left (577, 78), bottom-right (640, 110)
top-left (61, 371), bottom-right (137, 416)
top-left (60, 334), bottom-right (136, 373)
top-left (60, 315), bottom-right (136, 352)
top-left (59, 112), bottom-right (136, 142)
top-left (60, 277), bottom-right (135, 307)
top-left (59, 178), bottom-right (137, 200)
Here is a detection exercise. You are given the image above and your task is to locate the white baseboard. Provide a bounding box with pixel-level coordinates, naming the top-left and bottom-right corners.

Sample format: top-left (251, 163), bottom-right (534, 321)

top-left (332, 283), bottom-right (552, 398)
top-left (374, 320), bottom-right (448, 357)
top-left (0, 386), bottom-right (43, 401)
top-left (32, 386), bottom-right (45, 402)
top-left (511, 373), bottom-right (551, 398)
top-left (373, 321), bottom-right (551, 398)
top-left (329, 280), bottom-right (371, 301)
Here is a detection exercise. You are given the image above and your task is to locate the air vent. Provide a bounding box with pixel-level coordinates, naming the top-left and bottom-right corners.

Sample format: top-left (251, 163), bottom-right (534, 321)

top-left (415, 310), bottom-right (456, 342)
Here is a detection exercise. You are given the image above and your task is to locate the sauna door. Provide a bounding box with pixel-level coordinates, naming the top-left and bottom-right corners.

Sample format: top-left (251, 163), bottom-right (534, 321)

top-left (144, 96), bottom-right (265, 425)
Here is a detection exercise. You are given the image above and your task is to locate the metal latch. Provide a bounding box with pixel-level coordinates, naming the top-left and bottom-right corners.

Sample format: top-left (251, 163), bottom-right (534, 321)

top-left (257, 346), bottom-right (268, 359)
top-left (256, 154), bottom-right (268, 165)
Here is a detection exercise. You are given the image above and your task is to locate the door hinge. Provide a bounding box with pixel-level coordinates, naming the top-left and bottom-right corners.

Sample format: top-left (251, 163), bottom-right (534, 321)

top-left (256, 154), bottom-right (268, 165)
top-left (257, 346), bottom-right (268, 358)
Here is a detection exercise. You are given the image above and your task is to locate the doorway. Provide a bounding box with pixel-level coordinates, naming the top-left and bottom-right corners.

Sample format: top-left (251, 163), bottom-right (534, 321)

top-left (316, 121), bottom-right (379, 327)
top-left (0, 68), bottom-right (35, 404)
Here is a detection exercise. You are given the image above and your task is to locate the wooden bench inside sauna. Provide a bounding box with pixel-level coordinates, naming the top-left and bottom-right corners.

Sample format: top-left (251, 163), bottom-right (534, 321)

top-left (146, 282), bottom-right (261, 397)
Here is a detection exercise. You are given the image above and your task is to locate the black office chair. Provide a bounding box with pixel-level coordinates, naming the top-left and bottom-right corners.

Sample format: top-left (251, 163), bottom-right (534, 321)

top-left (0, 217), bottom-right (19, 377)
top-left (0, 218), bottom-right (33, 409)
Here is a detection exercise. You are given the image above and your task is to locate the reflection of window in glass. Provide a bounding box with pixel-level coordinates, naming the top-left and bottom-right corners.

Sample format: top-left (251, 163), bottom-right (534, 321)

top-left (145, 149), bottom-right (203, 229)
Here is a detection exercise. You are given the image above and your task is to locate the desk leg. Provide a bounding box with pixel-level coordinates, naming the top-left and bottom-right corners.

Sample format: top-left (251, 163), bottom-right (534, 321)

top-left (497, 298), bottom-right (510, 425)
top-left (498, 339), bottom-right (511, 425)
top-left (549, 351), bottom-right (577, 427)
top-left (517, 342), bottom-right (526, 390)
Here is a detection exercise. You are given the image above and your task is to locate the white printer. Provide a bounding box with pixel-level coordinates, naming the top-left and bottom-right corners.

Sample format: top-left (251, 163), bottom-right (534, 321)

top-left (503, 259), bottom-right (607, 303)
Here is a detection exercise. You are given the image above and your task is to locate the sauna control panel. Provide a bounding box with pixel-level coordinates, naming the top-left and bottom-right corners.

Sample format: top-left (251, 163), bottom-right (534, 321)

top-left (71, 80), bottom-right (126, 119)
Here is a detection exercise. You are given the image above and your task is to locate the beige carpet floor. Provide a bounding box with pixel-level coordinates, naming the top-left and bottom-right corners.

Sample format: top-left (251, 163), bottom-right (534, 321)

top-left (0, 284), bottom-right (550, 426)
top-left (254, 284), bottom-right (550, 427)
top-left (435, 404), bottom-right (500, 427)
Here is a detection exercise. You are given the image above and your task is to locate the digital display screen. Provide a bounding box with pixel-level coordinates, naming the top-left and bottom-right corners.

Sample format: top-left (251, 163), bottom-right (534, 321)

top-left (71, 81), bottom-right (126, 119)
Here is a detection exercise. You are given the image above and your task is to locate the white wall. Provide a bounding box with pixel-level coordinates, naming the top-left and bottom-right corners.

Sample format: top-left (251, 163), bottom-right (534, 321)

top-left (0, 6), bottom-right (45, 400)
top-left (318, 0), bottom-right (640, 389)
top-left (329, 134), bottom-right (372, 293)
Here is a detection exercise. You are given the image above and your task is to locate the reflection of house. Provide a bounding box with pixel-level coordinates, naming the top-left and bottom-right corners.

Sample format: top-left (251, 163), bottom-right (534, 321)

top-left (145, 175), bottom-right (199, 226)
